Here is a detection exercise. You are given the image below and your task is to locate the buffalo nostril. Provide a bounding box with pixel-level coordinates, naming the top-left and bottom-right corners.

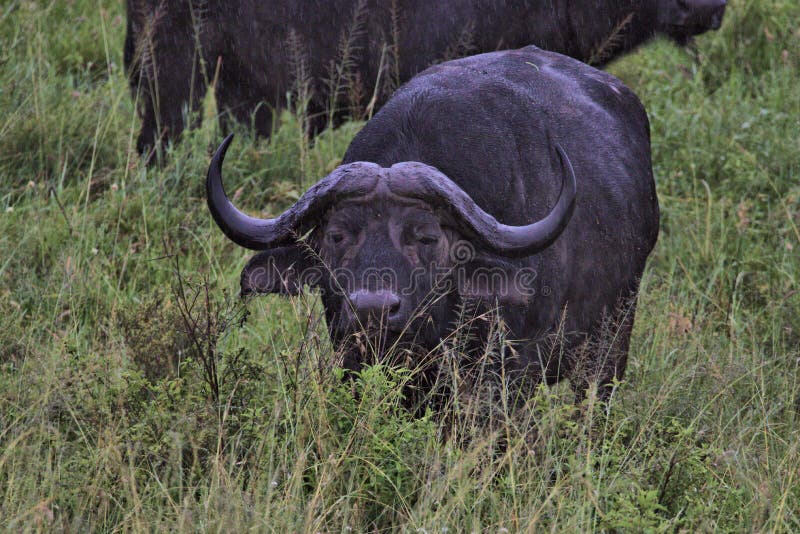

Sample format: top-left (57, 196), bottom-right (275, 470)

top-left (387, 294), bottom-right (401, 315)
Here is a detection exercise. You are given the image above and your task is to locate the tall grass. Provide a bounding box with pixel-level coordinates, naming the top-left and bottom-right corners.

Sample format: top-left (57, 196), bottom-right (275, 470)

top-left (0, 0), bottom-right (798, 530)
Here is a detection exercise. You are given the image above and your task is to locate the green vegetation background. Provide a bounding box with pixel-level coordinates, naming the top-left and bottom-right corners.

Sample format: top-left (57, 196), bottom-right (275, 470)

top-left (0, 0), bottom-right (798, 531)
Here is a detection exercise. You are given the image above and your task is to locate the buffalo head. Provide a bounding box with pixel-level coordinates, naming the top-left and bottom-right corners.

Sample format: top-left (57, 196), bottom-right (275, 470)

top-left (207, 135), bottom-right (576, 363)
top-left (658, 0), bottom-right (727, 44)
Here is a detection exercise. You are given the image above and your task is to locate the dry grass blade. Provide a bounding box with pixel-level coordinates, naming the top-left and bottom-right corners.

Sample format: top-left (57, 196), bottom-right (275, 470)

top-left (589, 12), bottom-right (635, 66)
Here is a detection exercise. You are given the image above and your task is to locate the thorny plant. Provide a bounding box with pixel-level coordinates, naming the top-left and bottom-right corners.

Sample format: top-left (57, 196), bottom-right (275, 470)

top-left (169, 252), bottom-right (249, 412)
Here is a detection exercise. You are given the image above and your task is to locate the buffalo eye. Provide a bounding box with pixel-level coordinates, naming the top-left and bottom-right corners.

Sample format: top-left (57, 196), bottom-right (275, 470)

top-left (328, 232), bottom-right (345, 245)
top-left (409, 224), bottom-right (440, 245)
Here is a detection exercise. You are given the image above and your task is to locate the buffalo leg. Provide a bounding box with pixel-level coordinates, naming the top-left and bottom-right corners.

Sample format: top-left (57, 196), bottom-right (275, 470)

top-left (572, 295), bottom-right (638, 404)
top-left (128, 3), bottom-right (210, 159)
top-left (215, 64), bottom-right (275, 139)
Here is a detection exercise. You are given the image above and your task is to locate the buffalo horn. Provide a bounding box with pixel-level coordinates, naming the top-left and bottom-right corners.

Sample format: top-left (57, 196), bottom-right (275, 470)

top-left (206, 134), bottom-right (378, 250)
top-left (387, 145), bottom-right (577, 257)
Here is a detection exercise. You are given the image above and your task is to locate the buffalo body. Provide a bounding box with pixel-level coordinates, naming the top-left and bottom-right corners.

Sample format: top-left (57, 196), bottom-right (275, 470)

top-left (208, 46), bottom-right (660, 399)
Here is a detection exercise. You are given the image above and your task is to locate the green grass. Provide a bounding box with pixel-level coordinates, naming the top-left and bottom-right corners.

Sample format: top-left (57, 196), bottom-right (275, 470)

top-left (1, 0), bottom-right (798, 531)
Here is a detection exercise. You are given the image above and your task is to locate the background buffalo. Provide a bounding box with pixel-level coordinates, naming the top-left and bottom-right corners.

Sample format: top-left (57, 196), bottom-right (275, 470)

top-left (124, 0), bottom-right (726, 157)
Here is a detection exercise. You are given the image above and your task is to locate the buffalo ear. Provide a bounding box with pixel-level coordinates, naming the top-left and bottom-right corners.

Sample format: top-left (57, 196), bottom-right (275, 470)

top-left (240, 245), bottom-right (322, 296)
top-left (455, 253), bottom-right (536, 305)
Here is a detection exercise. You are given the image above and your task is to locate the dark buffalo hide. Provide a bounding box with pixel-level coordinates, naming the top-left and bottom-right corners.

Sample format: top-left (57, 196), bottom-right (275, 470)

top-left (207, 46), bottom-right (660, 401)
top-left (126, 0), bottom-right (726, 156)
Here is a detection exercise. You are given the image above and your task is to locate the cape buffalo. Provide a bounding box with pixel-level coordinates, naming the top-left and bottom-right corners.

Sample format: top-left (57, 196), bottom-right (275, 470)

top-left (206, 46), bottom-right (660, 401)
top-left (126, 0), bottom-right (726, 156)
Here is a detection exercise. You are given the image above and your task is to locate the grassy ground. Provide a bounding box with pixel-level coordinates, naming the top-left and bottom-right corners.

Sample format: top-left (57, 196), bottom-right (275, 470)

top-left (1, 0), bottom-right (798, 531)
